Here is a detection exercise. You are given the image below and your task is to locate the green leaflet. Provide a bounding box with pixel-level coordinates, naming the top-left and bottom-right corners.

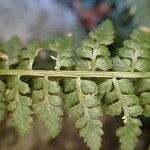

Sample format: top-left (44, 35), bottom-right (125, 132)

top-left (0, 80), bottom-right (6, 121)
top-left (137, 79), bottom-right (150, 117)
top-left (116, 118), bottom-right (142, 150)
top-left (6, 76), bottom-right (32, 135)
top-left (48, 34), bottom-right (74, 70)
top-left (113, 29), bottom-right (150, 72)
top-left (131, 29), bottom-right (150, 49)
top-left (0, 36), bottom-right (21, 69)
top-left (32, 77), bottom-right (63, 138)
top-left (17, 41), bottom-right (40, 69)
top-left (64, 77), bottom-right (103, 150)
top-left (76, 19), bottom-right (114, 71)
top-left (89, 19), bottom-right (115, 45)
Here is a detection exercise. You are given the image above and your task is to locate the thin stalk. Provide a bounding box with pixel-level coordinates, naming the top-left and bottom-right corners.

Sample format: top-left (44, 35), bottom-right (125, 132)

top-left (0, 70), bottom-right (150, 78)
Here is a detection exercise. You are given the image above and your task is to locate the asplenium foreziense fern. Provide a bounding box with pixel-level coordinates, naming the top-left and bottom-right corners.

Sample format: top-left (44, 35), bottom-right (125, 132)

top-left (0, 19), bottom-right (149, 150)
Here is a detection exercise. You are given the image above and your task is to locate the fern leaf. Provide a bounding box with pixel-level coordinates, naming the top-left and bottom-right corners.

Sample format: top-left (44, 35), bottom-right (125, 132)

top-left (131, 29), bottom-right (150, 49)
top-left (137, 79), bottom-right (150, 117)
top-left (6, 76), bottom-right (32, 135)
top-left (89, 19), bottom-right (115, 45)
top-left (0, 80), bottom-right (6, 121)
top-left (78, 118), bottom-right (103, 150)
top-left (117, 118), bottom-right (142, 150)
top-left (64, 77), bottom-right (103, 150)
top-left (76, 19), bottom-right (115, 71)
top-left (113, 29), bottom-right (150, 72)
top-left (48, 35), bottom-right (74, 70)
top-left (0, 36), bottom-right (21, 69)
top-left (32, 77), bottom-right (63, 138)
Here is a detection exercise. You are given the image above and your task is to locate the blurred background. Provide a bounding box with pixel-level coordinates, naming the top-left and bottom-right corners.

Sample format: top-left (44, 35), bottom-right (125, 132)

top-left (0, 0), bottom-right (150, 150)
top-left (0, 0), bottom-right (150, 43)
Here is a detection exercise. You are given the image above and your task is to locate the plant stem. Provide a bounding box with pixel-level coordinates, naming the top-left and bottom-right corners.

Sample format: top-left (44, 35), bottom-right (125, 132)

top-left (0, 70), bottom-right (149, 78)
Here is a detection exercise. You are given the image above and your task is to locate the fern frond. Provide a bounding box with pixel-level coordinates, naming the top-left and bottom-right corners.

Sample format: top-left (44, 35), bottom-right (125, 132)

top-left (113, 29), bottom-right (150, 72)
top-left (76, 19), bottom-right (115, 71)
top-left (0, 19), bottom-right (149, 150)
top-left (32, 76), bottom-right (63, 138)
top-left (99, 78), bottom-right (143, 150)
top-left (6, 76), bottom-right (32, 135)
top-left (116, 118), bottom-right (142, 150)
top-left (64, 77), bottom-right (103, 150)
